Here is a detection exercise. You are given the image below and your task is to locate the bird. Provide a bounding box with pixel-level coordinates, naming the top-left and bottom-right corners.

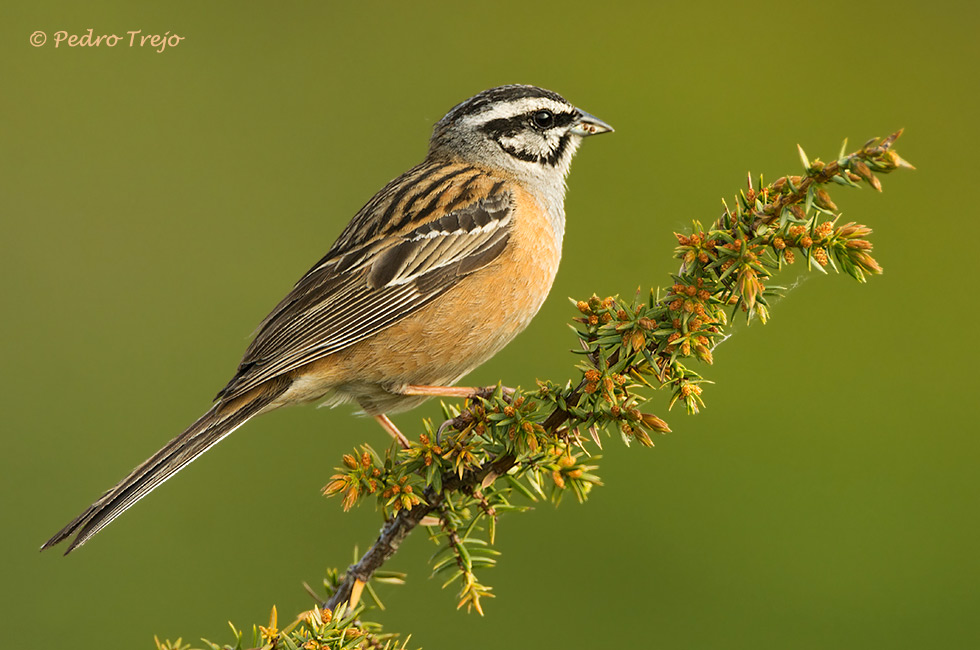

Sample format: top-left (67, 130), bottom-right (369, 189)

top-left (42, 84), bottom-right (613, 554)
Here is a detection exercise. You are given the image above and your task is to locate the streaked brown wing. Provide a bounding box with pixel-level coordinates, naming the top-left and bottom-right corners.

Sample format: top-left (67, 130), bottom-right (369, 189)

top-left (216, 181), bottom-right (513, 402)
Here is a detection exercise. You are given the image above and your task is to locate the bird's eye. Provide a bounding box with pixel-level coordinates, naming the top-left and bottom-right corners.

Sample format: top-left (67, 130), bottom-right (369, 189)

top-left (531, 110), bottom-right (555, 129)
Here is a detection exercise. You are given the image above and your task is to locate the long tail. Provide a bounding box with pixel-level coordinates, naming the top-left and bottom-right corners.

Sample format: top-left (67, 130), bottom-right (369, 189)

top-left (42, 378), bottom-right (290, 555)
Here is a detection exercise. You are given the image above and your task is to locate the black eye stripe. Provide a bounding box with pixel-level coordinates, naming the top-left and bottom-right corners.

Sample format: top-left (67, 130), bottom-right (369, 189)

top-left (539, 111), bottom-right (575, 128)
top-left (481, 117), bottom-right (524, 139)
top-left (481, 110), bottom-right (578, 138)
top-left (529, 110), bottom-right (577, 130)
top-left (551, 111), bottom-right (577, 128)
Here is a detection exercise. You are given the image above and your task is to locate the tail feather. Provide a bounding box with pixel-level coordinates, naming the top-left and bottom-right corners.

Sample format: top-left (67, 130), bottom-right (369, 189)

top-left (42, 379), bottom-right (289, 554)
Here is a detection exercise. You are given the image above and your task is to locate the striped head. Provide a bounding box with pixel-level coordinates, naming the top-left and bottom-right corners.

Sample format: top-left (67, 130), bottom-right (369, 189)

top-left (428, 85), bottom-right (612, 185)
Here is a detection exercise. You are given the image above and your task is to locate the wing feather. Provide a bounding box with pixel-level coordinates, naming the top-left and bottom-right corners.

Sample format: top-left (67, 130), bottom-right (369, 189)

top-left (216, 173), bottom-right (514, 402)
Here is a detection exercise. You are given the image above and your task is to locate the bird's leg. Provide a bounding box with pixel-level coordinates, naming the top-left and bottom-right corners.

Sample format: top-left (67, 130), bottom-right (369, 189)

top-left (373, 414), bottom-right (410, 449)
top-left (401, 384), bottom-right (515, 400)
top-left (400, 384), bottom-right (479, 398)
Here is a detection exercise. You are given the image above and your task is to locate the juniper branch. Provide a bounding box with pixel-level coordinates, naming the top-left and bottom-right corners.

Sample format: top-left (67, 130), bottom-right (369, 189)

top-left (322, 130), bottom-right (910, 615)
top-left (323, 381), bottom-right (584, 611)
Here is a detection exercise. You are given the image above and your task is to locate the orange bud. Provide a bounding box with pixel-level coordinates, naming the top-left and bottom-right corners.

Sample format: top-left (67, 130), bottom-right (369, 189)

top-left (323, 477), bottom-right (347, 496)
top-left (634, 429), bottom-right (655, 447)
top-left (631, 331), bottom-right (647, 351)
top-left (814, 188), bottom-right (837, 211)
top-left (837, 222), bottom-right (872, 238)
top-left (852, 160), bottom-right (873, 182)
top-left (342, 486), bottom-right (358, 511)
top-left (552, 470), bottom-right (566, 489)
top-left (854, 252), bottom-right (883, 273)
top-left (695, 344), bottom-right (713, 364)
top-left (641, 413), bottom-right (671, 432)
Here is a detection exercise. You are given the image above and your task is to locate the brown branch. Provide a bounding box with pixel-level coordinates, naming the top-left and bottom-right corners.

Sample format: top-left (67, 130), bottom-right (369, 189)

top-left (323, 490), bottom-right (440, 610)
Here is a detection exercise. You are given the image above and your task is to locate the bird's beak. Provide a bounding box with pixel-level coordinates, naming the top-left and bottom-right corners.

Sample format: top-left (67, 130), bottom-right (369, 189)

top-left (571, 110), bottom-right (614, 136)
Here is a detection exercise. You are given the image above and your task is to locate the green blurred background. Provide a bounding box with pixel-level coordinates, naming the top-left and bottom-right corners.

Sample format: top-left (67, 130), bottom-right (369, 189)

top-left (3, 1), bottom-right (977, 648)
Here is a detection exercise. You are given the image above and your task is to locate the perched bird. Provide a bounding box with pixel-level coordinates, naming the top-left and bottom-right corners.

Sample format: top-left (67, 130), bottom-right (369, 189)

top-left (42, 84), bottom-right (612, 554)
